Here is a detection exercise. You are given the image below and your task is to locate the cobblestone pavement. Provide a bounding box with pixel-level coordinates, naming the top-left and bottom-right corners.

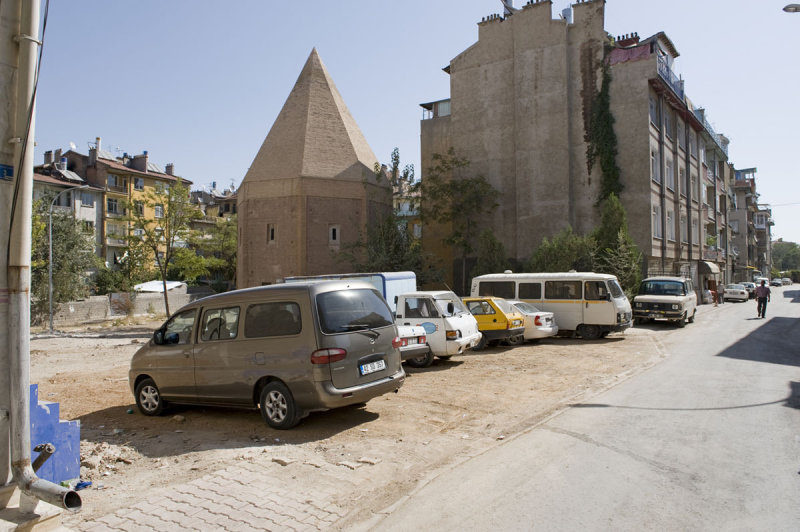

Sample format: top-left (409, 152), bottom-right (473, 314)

top-left (73, 460), bottom-right (359, 531)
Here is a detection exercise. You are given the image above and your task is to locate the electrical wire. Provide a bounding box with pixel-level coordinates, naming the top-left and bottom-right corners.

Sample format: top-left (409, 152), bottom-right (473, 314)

top-left (7, 0), bottom-right (49, 263)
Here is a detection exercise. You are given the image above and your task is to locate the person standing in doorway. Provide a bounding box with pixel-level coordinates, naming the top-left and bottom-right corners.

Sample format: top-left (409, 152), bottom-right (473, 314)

top-left (755, 280), bottom-right (771, 318)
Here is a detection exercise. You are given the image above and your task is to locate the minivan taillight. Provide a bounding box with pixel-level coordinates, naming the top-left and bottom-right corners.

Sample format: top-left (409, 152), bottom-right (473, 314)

top-left (311, 348), bottom-right (347, 364)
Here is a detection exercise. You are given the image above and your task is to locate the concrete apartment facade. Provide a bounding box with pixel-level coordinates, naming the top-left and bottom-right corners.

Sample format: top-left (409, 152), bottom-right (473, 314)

top-left (237, 49), bottom-right (390, 287)
top-left (420, 0), bottom-right (733, 294)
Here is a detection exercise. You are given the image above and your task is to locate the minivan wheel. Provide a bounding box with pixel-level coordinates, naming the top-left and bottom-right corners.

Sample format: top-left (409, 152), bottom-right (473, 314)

top-left (506, 334), bottom-right (524, 346)
top-left (135, 378), bottom-right (165, 416)
top-left (405, 349), bottom-right (435, 368)
top-left (578, 324), bottom-right (602, 340)
top-left (259, 382), bottom-right (300, 430)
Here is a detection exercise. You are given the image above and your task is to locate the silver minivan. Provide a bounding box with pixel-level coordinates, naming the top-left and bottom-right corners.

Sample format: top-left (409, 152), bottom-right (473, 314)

top-left (129, 281), bottom-right (405, 429)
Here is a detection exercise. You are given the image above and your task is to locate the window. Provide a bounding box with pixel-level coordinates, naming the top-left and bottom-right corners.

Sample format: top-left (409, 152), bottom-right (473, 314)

top-left (691, 217), bottom-right (698, 244)
top-left (316, 289), bottom-right (393, 334)
top-left (200, 306), bottom-right (241, 341)
top-left (664, 110), bottom-right (674, 139)
top-left (689, 132), bottom-right (697, 158)
top-left (545, 281), bottom-right (581, 300)
top-left (690, 175), bottom-right (697, 202)
top-left (134, 177), bottom-right (144, 191)
top-left (666, 158), bottom-right (674, 191)
top-left (584, 281), bottom-right (609, 301)
top-left (652, 205), bottom-right (663, 239)
top-left (681, 214), bottom-right (688, 243)
top-left (328, 224), bottom-right (340, 247)
top-left (677, 120), bottom-right (686, 150)
top-left (162, 309), bottom-right (197, 345)
top-left (477, 281), bottom-right (515, 299)
top-left (651, 150), bottom-right (660, 183)
top-left (680, 168), bottom-right (687, 197)
top-left (107, 174), bottom-right (125, 189)
top-left (466, 300), bottom-right (496, 315)
top-left (244, 302), bottom-right (301, 338)
top-left (518, 282), bottom-right (542, 300)
top-left (81, 220), bottom-right (94, 234)
top-left (107, 198), bottom-right (120, 214)
top-left (134, 201), bottom-right (144, 216)
top-left (132, 228), bottom-right (144, 237)
top-left (649, 96), bottom-right (660, 126)
top-left (155, 204), bottom-right (164, 218)
top-left (266, 223), bottom-right (276, 244)
top-left (667, 210), bottom-right (675, 241)
top-left (401, 298), bottom-right (439, 319)
top-left (730, 220), bottom-right (739, 234)
top-left (81, 192), bottom-right (93, 207)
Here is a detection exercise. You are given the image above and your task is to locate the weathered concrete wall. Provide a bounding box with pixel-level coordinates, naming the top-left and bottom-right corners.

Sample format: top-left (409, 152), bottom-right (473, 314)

top-left (50, 288), bottom-right (194, 327)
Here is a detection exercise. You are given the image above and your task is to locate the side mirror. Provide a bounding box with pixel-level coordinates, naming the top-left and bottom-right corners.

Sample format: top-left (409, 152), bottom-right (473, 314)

top-left (394, 295), bottom-right (398, 305)
top-left (447, 302), bottom-right (455, 315)
top-left (153, 330), bottom-right (164, 345)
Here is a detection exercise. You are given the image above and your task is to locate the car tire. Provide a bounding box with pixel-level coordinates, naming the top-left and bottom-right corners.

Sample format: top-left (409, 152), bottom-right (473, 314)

top-left (676, 312), bottom-right (686, 328)
top-left (405, 348), bottom-right (435, 368)
top-left (259, 381), bottom-right (300, 430)
top-left (135, 378), bottom-right (166, 416)
top-left (473, 333), bottom-right (487, 351)
top-left (506, 334), bottom-right (524, 346)
top-left (688, 309), bottom-right (696, 323)
top-left (578, 324), bottom-right (602, 340)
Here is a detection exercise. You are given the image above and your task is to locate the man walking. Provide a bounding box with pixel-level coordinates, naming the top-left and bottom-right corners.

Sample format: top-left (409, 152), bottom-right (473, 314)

top-left (755, 280), bottom-right (771, 319)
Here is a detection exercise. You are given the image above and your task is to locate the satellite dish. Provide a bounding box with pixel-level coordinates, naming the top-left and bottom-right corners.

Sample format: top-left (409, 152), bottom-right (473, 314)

top-left (69, 141), bottom-right (77, 150)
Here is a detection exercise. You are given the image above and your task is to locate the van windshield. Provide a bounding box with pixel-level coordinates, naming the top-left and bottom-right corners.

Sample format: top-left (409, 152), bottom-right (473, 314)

top-left (607, 280), bottom-right (624, 299)
top-left (316, 289), bottom-right (394, 334)
top-left (638, 280), bottom-right (686, 296)
top-left (433, 296), bottom-right (469, 317)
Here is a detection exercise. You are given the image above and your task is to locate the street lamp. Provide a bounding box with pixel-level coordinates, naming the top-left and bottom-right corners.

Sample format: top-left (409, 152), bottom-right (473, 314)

top-left (784, 4), bottom-right (800, 12)
top-left (49, 184), bottom-right (89, 333)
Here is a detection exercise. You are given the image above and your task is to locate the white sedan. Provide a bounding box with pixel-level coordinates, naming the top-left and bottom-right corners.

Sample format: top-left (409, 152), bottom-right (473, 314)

top-left (505, 300), bottom-right (558, 344)
top-left (723, 284), bottom-right (749, 302)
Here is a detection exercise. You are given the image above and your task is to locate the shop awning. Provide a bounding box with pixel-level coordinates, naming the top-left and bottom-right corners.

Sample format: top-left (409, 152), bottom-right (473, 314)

top-left (699, 261), bottom-right (721, 275)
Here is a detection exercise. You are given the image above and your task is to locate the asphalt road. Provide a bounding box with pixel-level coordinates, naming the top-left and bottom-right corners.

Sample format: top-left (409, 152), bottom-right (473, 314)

top-left (364, 286), bottom-right (800, 531)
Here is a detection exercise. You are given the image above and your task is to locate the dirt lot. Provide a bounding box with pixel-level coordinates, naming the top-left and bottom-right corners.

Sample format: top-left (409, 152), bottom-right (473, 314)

top-left (28, 318), bottom-right (666, 527)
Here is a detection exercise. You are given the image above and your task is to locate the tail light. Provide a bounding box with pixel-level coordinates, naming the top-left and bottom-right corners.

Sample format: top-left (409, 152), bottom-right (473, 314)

top-left (419, 335), bottom-right (427, 344)
top-left (534, 315), bottom-right (542, 326)
top-left (311, 348), bottom-right (347, 364)
top-left (392, 337), bottom-right (403, 349)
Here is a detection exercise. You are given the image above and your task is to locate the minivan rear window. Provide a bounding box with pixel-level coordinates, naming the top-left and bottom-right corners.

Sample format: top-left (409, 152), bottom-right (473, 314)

top-left (316, 289), bottom-right (394, 334)
top-left (478, 281), bottom-right (515, 299)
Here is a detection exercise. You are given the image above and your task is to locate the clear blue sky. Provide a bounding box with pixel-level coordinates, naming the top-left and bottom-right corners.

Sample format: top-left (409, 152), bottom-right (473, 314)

top-left (34, 0), bottom-right (800, 243)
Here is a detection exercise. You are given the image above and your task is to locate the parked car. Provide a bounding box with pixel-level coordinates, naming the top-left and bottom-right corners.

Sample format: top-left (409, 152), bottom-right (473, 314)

top-left (771, 278), bottom-right (783, 287)
top-left (129, 281), bottom-right (406, 429)
top-left (633, 276), bottom-right (697, 328)
top-left (782, 277), bottom-right (792, 286)
top-left (505, 300), bottom-right (558, 344)
top-left (723, 284), bottom-right (749, 302)
top-left (740, 282), bottom-right (756, 299)
top-left (462, 297), bottom-right (525, 349)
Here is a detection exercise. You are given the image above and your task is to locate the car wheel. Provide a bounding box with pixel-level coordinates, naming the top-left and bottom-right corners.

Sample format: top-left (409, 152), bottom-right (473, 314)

top-left (506, 334), bottom-right (524, 346)
top-left (688, 309), bottom-right (696, 323)
top-left (405, 348), bottom-right (435, 368)
top-left (578, 324), bottom-right (602, 340)
top-left (259, 381), bottom-right (300, 430)
top-left (135, 378), bottom-right (166, 416)
top-left (473, 333), bottom-right (487, 351)
top-left (676, 312), bottom-right (686, 328)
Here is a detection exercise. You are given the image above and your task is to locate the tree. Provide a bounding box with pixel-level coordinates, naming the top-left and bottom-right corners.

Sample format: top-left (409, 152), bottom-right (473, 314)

top-left (125, 178), bottom-right (201, 316)
top-left (526, 227), bottom-right (595, 273)
top-left (586, 46), bottom-right (623, 203)
top-left (30, 197), bottom-right (99, 324)
top-left (772, 240), bottom-right (800, 271)
top-left (337, 149), bottom-right (441, 285)
top-left (419, 148), bottom-right (499, 294)
top-left (185, 215), bottom-right (238, 290)
top-left (471, 229), bottom-right (509, 278)
top-left (591, 193), bottom-right (643, 297)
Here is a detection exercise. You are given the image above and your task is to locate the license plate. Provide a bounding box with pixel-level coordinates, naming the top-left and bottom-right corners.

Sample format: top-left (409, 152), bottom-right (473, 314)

top-left (406, 338), bottom-right (418, 345)
top-left (648, 314), bottom-right (660, 318)
top-left (360, 359), bottom-right (386, 376)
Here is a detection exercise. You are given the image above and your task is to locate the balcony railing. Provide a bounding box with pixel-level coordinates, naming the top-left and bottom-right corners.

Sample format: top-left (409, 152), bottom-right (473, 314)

top-left (106, 236), bottom-right (126, 246)
top-left (695, 111), bottom-right (729, 157)
top-left (107, 184), bottom-right (127, 194)
top-left (657, 56), bottom-right (684, 99)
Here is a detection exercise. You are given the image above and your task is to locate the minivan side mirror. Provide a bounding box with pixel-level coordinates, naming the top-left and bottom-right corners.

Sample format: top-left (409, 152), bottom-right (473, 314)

top-left (153, 330), bottom-right (164, 345)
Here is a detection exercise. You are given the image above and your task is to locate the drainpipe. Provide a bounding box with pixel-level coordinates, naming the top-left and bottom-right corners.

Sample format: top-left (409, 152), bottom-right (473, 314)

top-left (7, 0), bottom-right (80, 512)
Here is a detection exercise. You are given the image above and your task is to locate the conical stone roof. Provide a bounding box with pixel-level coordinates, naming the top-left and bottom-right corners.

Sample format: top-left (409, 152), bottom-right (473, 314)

top-left (243, 48), bottom-right (378, 183)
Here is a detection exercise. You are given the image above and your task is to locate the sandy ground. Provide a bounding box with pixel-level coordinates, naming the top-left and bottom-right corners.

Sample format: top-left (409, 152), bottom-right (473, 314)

top-left (28, 318), bottom-right (666, 527)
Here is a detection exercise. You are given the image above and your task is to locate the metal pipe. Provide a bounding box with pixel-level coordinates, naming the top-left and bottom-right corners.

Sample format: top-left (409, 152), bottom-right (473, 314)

top-left (31, 443), bottom-right (55, 472)
top-left (49, 184), bottom-right (88, 332)
top-left (8, 0), bottom-right (81, 512)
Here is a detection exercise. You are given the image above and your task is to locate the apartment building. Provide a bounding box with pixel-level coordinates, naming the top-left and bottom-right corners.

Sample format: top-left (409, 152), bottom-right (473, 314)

top-left (60, 138), bottom-right (192, 268)
top-left (419, 0), bottom-right (732, 294)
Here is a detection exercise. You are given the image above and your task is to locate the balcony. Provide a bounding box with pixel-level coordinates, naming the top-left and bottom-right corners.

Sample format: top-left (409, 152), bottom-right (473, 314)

top-left (695, 110), bottom-right (729, 158)
top-left (703, 247), bottom-right (726, 261)
top-left (106, 236), bottom-right (126, 247)
top-left (657, 55), bottom-right (684, 99)
top-left (106, 184), bottom-right (127, 194)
